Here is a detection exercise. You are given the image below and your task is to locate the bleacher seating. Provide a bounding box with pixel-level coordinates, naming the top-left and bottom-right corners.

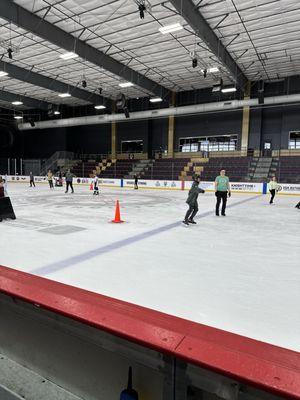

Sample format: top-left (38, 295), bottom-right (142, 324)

top-left (142, 158), bottom-right (190, 180)
top-left (193, 157), bottom-right (251, 181)
top-left (70, 155), bottom-right (300, 182)
top-left (98, 159), bottom-right (136, 179)
top-left (278, 156), bottom-right (300, 183)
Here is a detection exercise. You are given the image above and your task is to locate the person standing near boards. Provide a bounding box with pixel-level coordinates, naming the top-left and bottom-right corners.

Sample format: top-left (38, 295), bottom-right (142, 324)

top-left (134, 174), bottom-right (139, 190)
top-left (93, 174), bottom-right (99, 195)
top-left (29, 172), bottom-right (35, 187)
top-left (47, 170), bottom-right (54, 189)
top-left (268, 176), bottom-right (279, 204)
top-left (215, 169), bottom-right (231, 216)
top-left (183, 175), bottom-right (205, 225)
top-left (65, 169), bottom-right (75, 194)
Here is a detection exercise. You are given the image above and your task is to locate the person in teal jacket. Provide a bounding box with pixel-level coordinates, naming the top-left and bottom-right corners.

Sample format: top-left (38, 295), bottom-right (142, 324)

top-left (214, 170), bottom-right (231, 216)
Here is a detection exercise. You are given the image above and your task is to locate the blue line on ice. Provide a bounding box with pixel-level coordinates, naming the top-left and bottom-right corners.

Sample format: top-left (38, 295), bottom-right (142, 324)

top-left (30, 195), bottom-right (261, 276)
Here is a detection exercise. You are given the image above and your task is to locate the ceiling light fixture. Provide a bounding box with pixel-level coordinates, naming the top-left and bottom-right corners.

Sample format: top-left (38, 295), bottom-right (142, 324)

top-left (12, 101), bottom-right (23, 106)
top-left (159, 23), bottom-right (183, 34)
top-left (7, 48), bottom-right (13, 59)
top-left (94, 105), bottom-right (106, 109)
top-left (0, 71), bottom-right (8, 77)
top-left (221, 86), bottom-right (237, 93)
top-left (208, 67), bottom-right (219, 73)
top-left (139, 3), bottom-right (146, 19)
top-left (14, 115), bottom-right (23, 120)
top-left (119, 82), bottom-right (134, 88)
top-left (150, 97), bottom-right (162, 103)
top-left (59, 52), bottom-right (78, 60)
top-left (201, 67), bottom-right (219, 74)
top-left (192, 58), bottom-right (198, 68)
top-left (54, 111), bottom-right (61, 115)
top-left (58, 93), bottom-right (71, 98)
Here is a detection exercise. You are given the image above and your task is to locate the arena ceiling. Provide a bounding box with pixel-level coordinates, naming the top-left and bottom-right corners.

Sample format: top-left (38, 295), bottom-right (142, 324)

top-left (0, 0), bottom-right (299, 111)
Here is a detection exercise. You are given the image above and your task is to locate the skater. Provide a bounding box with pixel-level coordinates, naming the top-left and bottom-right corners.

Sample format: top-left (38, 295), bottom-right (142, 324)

top-left (134, 174), bottom-right (139, 190)
top-left (183, 175), bottom-right (205, 225)
top-left (29, 172), bottom-right (35, 187)
top-left (93, 175), bottom-right (99, 195)
top-left (65, 169), bottom-right (75, 193)
top-left (215, 169), bottom-right (231, 216)
top-left (47, 170), bottom-right (54, 189)
top-left (295, 201), bottom-right (300, 209)
top-left (0, 176), bottom-right (4, 197)
top-left (268, 176), bottom-right (279, 204)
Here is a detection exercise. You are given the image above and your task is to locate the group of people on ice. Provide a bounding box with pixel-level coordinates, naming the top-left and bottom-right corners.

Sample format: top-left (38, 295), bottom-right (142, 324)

top-left (183, 171), bottom-right (299, 226)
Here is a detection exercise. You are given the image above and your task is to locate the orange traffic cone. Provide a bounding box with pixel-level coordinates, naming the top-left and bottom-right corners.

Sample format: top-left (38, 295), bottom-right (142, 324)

top-left (111, 200), bottom-right (124, 223)
top-left (90, 182), bottom-right (93, 190)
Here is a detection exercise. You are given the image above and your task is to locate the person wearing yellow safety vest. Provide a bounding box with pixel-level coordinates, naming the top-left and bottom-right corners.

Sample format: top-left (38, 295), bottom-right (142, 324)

top-left (268, 176), bottom-right (279, 204)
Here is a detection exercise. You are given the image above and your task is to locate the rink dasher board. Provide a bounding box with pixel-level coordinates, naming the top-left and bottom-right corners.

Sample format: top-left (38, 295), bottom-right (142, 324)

top-left (4, 176), bottom-right (300, 195)
top-left (0, 265), bottom-right (300, 399)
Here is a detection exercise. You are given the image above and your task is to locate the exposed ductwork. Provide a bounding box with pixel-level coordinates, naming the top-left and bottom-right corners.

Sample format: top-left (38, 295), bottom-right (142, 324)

top-left (19, 94), bottom-right (300, 130)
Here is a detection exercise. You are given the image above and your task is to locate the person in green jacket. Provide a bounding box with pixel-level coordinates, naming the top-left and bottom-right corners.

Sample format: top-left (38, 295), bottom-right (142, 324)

top-left (183, 175), bottom-right (205, 225)
top-left (215, 169), bottom-right (231, 216)
top-left (268, 176), bottom-right (279, 204)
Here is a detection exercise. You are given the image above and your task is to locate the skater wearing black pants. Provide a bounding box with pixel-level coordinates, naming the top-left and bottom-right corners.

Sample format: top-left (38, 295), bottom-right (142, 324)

top-left (215, 170), bottom-right (231, 216)
top-left (183, 175), bottom-right (205, 225)
top-left (268, 176), bottom-right (279, 204)
top-left (29, 172), bottom-right (35, 187)
top-left (93, 175), bottom-right (99, 195)
top-left (65, 169), bottom-right (75, 193)
top-left (134, 174), bottom-right (139, 190)
top-left (295, 201), bottom-right (300, 209)
top-left (47, 170), bottom-right (54, 189)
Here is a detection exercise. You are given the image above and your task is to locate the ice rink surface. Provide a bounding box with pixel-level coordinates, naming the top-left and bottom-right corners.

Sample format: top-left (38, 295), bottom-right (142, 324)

top-left (1, 183), bottom-right (299, 352)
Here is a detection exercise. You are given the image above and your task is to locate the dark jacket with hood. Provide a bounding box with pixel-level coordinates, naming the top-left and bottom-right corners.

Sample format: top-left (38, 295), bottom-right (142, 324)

top-left (186, 181), bottom-right (205, 206)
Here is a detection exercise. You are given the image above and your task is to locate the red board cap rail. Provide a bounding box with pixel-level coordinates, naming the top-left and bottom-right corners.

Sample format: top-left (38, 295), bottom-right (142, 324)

top-left (0, 265), bottom-right (299, 399)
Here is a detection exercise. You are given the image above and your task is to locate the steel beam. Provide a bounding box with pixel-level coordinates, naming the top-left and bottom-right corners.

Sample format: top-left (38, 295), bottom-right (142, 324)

top-left (0, 0), bottom-right (169, 98)
top-left (0, 61), bottom-right (112, 108)
top-left (169, 0), bottom-right (248, 90)
top-left (0, 89), bottom-right (49, 110)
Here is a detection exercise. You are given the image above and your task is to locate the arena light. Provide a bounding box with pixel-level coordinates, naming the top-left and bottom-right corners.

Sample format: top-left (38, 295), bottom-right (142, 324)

top-left (12, 101), bottom-right (23, 106)
top-left (119, 82), bottom-right (134, 88)
top-left (94, 105), bottom-right (106, 109)
top-left (0, 71), bottom-right (8, 77)
top-left (159, 23), bottom-right (183, 34)
top-left (59, 52), bottom-right (78, 60)
top-left (150, 97), bottom-right (162, 103)
top-left (201, 67), bottom-right (219, 74)
top-left (221, 86), bottom-right (237, 93)
top-left (208, 67), bottom-right (219, 73)
top-left (58, 93), bottom-right (71, 98)
top-left (54, 110), bottom-right (61, 115)
top-left (14, 115), bottom-right (23, 119)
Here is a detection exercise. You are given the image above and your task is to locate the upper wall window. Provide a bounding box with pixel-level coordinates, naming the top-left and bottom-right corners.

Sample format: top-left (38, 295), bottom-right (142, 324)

top-left (289, 131), bottom-right (300, 149)
top-left (121, 140), bottom-right (143, 153)
top-left (179, 135), bottom-right (237, 152)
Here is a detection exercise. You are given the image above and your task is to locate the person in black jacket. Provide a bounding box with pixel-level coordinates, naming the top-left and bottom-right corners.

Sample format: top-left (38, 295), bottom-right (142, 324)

top-left (183, 175), bottom-right (205, 225)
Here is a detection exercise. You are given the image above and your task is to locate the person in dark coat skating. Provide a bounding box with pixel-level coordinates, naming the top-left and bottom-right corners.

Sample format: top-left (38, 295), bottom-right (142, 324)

top-left (183, 175), bottom-right (205, 225)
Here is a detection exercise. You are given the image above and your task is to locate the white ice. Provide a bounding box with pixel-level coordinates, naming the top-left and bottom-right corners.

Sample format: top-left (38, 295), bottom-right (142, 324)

top-left (0, 183), bottom-right (299, 352)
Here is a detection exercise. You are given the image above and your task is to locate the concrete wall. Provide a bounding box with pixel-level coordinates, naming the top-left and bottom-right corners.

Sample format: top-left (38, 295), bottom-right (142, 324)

top-left (9, 105), bottom-right (300, 158)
